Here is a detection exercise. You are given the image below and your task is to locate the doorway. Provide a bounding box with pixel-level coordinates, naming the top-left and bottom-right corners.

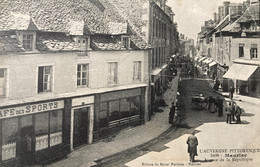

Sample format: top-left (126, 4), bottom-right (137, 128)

top-left (73, 107), bottom-right (89, 149)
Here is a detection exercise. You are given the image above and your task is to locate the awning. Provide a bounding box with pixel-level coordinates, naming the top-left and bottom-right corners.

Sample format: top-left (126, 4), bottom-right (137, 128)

top-left (209, 61), bottom-right (217, 67)
top-left (223, 64), bottom-right (258, 81)
top-left (198, 57), bottom-right (206, 63)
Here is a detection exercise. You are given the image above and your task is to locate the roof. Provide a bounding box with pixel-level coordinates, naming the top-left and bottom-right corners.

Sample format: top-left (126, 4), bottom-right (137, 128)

top-left (0, 0), bottom-right (151, 52)
top-left (90, 35), bottom-right (127, 51)
top-left (0, 35), bottom-right (24, 53)
top-left (237, 2), bottom-right (260, 22)
top-left (0, 0), bottom-right (125, 34)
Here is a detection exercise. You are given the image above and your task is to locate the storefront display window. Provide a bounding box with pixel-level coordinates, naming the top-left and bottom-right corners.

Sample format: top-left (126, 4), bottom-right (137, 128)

top-left (120, 99), bottom-right (130, 119)
top-left (35, 112), bottom-right (49, 151)
top-left (35, 110), bottom-right (63, 151)
top-left (109, 100), bottom-right (120, 121)
top-left (130, 96), bottom-right (140, 116)
top-left (50, 110), bottom-right (62, 146)
top-left (100, 103), bottom-right (108, 128)
top-left (2, 118), bottom-right (18, 161)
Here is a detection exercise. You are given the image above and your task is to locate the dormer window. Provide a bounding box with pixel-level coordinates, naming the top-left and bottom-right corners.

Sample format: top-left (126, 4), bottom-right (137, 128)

top-left (122, 36), bottom-right (130, 50)
top-left (17, 31), bottom-right (36, 52)
top-left (23, 34), bottom-right (33, 50)
top-left (75, 36), bottom-right (90, 56)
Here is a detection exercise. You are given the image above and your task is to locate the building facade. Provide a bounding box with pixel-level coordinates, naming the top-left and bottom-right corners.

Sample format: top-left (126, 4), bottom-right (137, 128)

top-left (0, 0), bottom-right (151, 165)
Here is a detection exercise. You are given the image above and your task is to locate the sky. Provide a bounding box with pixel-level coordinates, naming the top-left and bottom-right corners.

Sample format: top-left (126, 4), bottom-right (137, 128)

top-left (167, 0), bottom-right (244, 40)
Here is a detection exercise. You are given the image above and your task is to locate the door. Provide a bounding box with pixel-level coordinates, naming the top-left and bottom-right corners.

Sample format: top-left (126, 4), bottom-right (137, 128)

top-left (73, 107), bottom-right (89, 148)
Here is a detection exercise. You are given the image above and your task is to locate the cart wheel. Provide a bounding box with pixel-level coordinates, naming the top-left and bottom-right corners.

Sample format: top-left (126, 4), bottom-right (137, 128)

top-left (202, 102), bottom-right (208, 108)
top-left (192, 102), bottom-right (200, 109)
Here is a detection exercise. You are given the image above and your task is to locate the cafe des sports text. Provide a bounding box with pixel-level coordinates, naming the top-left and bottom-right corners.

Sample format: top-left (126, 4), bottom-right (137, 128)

top-left (0, 100), bottom-right (64, 119)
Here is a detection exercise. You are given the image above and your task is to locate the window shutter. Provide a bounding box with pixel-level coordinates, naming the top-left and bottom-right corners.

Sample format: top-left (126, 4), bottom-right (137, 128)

top-left (38, 67), bottom-right (43, 92)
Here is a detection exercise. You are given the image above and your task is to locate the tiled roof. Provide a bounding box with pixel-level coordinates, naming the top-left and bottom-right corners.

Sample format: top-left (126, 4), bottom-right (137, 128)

top-left (90, 35), bottom-right (127, 51)
top-left (108, 22), bottom-right (128, 35)
top-left (238, 2), bottom-right (260, 22)
top-left (0, 0), bottom-right (125, 34)
top-left (36, 32), bottom-right (80, 52)
top-left (110, 0), bottom-right (147, 34)
top-left (0, 34), bottom-right (24, 53)
top-left (0, 0), bottom-right (150, 52)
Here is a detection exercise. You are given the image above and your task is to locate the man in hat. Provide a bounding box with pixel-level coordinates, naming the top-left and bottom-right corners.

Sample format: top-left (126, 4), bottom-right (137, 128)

top-left (186, 131), bottom-right (198, 162)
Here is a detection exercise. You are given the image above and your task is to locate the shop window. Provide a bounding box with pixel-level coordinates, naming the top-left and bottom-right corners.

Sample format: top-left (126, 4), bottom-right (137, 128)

top-left (133, 61), bottom-right (141, 81)
top-left (250, 76), bottom-right (257, 91)
top-left (108, 62), bottom-right (118, 85)
top-left (35, 110), bottom-right (63, 151)
top-left (38, 66), bottom-right (52, 93)
top-left (22, 34), bottom-right (33, 51)
top-left (100, 103), bottom-right (108, 128)
top-left (0, 68), bottom-right (6, 97)
top-left (130, 96), bottom-right (141, 116)
top-left (109, 100), bottom-right (120, 121)
top-left (239, 44), bottom-right (244, 58)
top-left (120, 99), bottom-right (130, 119)
top-left (2, 118), bottom-right (18, 161)
top-left (50, 110), bottom-right (62, 146)
top-left (35, 112), bottom-right (49, 151)
top-left (77, 64), bottom-right (89, 87)
top-left (250, 44), bottom-right (258, 59)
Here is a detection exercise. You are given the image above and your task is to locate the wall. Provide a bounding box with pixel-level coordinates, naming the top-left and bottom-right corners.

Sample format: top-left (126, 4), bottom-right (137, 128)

top-left (231, 38), bottom-right (260, 61)
top-left (0, 52), bottom-right (77, 100)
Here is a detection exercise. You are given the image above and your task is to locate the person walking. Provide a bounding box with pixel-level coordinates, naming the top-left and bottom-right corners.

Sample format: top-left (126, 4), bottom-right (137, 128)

top-left (186, 131), bottom-right (198, 162)
top-left (235, 103), bottom-right (242, 124)
top-left (230, 86), bottom-right (235, 100)
top-left (231, 102), bottom-right (236, 122)
top-left (216, 97), bottom-right (223, 117)
top-left (169, 102), bottom-right (176, 124)
top-left (226, 102), bottom-right (232, 124)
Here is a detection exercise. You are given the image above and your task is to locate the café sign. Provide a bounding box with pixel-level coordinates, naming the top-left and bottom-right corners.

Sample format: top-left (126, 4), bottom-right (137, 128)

top-left (0, 100), bottom-right (64, 119)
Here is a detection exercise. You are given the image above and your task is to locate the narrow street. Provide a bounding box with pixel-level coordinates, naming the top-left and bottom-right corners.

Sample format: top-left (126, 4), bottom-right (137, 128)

top-left (94, 74), bottom-right (260, 167)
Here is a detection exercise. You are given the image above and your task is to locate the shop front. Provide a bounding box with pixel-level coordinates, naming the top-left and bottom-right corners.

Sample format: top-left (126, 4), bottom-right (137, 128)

top-left (223, 63), bottom-right (259, 97)
top-left (93, 88), bottom-right (145, 141)
top-left (0, 100), bottom-right (65, 166)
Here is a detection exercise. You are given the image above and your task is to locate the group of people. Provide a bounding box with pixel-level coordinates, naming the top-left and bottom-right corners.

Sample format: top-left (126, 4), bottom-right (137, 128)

top-left (226, 101), bottom-right (242, 124)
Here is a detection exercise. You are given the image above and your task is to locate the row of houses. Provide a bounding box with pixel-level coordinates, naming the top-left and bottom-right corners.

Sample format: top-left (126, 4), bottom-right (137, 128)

top-left (0, 0), bottom-right (179, 166)
top-left (196, 0), bottom-right (260, 97)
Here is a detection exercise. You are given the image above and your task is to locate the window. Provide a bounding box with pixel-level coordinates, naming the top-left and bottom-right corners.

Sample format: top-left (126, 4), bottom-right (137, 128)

top-left (22, 34), bottom-right (33, 50)
top-left (133, 61), bottom-right (141, 81)
top-left (239, 44), bottom-right (244, 58)
top-left (109, 100), bottom-right (120, 121)
top-left (250, 44), bottom-right (258, 59)
top-left (2, 118), bottom-right (18, 161)
top-left (77, 64), bottom-right (89, 87)
top-left (122, 36), bottom-right (130, 49)
top-left (0, 68), bottom-right (6, 97)
top-left (100, 103), bottom-right (108, 128)
top-left (38, 66), bottom-right (52, 93)
top-left (35, 110), bottom-right (63, 151)
top-left (108, 62), bottom-right (118, 85)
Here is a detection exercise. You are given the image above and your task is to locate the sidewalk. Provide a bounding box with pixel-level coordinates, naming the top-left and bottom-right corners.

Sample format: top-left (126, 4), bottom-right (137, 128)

top-left (48, 70), bottom-right (181, 167)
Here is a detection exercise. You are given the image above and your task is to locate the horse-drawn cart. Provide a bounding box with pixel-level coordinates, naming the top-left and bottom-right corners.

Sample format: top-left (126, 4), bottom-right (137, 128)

top-left (191, 94), bottom-right (208, 110)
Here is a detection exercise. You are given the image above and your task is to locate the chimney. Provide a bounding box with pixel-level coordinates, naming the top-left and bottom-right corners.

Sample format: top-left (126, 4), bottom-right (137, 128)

top-left (205, 21), bottom-right (208, 27)
top-left (223, 1), bottom-right (230, 17)
top-left (214, 12), bottom-right (217, 22)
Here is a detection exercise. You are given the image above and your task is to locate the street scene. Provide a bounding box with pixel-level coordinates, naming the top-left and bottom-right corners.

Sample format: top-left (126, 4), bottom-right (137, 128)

top-left (0, 0), bottom-right (259, 167)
